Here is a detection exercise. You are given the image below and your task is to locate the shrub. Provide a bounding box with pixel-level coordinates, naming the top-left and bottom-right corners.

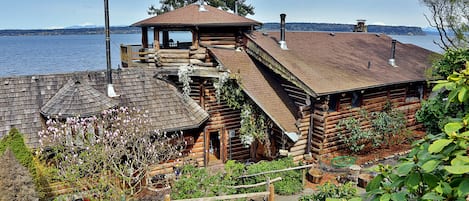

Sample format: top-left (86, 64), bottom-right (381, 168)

top-left (0, 128), bottom-right (51, 198)
top-left (171, 165), bottom-right (236, 199)
top-left (337, 106), bottom-right (407, 153)
top-left (172, 158), bottom-right (303, 199)
top-left (0, 128), bottom-right (34, 171)
top-left (336, 116), bottom-right (373, 153)
top-left (0, 148), bottom-right (38, 201)
top-left (241, 157), bottom-right (303, 195)
top-left (39, 107), bottom-right (185, 197)
top-left (299, 182), bottom-right (361, 201)
top-left (416, 93), bottom-right (469, 133)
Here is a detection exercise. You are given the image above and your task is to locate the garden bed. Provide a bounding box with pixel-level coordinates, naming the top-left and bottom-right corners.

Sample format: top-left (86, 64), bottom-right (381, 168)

top-left (304, 130), bottom-right (425, 189)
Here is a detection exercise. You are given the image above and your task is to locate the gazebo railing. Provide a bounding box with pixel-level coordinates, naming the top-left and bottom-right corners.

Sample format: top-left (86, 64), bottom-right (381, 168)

top-left (120, 43), bottom-right (193, 67)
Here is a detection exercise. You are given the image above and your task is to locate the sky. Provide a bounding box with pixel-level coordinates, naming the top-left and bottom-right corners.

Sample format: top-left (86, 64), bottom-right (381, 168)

top-left (0, 0), bottom-right (432, 30)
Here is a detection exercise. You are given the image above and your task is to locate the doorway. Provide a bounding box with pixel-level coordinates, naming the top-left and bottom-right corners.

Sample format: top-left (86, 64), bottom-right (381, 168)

top-left (208, 131), bottom-right (221, 164)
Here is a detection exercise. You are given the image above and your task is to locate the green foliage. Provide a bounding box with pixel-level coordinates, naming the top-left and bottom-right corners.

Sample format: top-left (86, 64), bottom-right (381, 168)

top-left (337, 107), bottom-right (407, 153)
top-left (0, 128), bottom-right (34, 170)
top-left (172, 158), bottom-right (303, 199)
top-left (217, 78), bottom-right (245, 110)
top-left (240, 103), bottom-right (268, 147)
top-left (299, 182), bottom-right (361, 201)
top-left (216, 77), bottom-right (271, 151)
top-left (416, 93), bottom-right (468, 133)
top-left (370, 104), bottom-right (407, 147)
top-left (0, 128), bottom-right (51, 199)
top-left (337, 116), bottom-right (373, 153)
top-left (367, 54), bottom-right (469, 200)
top-left (171, 165), bottom-right (236, 199)
top-left (431, 49), bottom-right (469, 78)
top-left (240, 157), bottom-right (303, 195)
top-left (417, 49), bottom-right (469, 136)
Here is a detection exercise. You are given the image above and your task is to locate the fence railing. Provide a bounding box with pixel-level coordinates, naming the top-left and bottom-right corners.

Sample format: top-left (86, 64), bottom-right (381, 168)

top-left (165, 177), bottom-right (280, 201)
top-left (164, 164), bottom-right (316, 201)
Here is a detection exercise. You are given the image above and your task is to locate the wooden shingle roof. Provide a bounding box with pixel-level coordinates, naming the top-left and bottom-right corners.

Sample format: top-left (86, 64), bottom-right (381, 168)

top-left (40, 79), bottom-right (118, 118)
top-left (246, 31), bottom-right (435, 97)
top-left (132, 4), bottom-right (261, 28)
top-left (210, 48), bottom-right (299, 140)
top-left (0, 69), bottom-right (208, 147)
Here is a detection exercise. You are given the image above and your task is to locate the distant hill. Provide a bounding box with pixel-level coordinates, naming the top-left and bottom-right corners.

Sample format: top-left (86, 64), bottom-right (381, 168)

top-left (260, 22), bottom-right (425, 35)
top-left (0, 26), bottom-right (140, 36)
top-left (0, 23), bottom-right (425, 36)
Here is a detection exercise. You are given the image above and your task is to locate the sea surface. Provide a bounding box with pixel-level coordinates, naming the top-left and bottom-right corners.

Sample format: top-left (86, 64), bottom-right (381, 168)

top-left (0, 33), bottom-right (443, 77)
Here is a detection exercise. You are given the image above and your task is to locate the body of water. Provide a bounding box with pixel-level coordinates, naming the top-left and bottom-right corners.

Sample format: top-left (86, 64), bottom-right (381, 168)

top-left (0, 33), bottom-right (442, 77)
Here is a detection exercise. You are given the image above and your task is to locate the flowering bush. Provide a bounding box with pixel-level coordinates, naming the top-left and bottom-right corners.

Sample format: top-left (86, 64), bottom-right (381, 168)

top-left (39, 107), bottom-right (185, 198)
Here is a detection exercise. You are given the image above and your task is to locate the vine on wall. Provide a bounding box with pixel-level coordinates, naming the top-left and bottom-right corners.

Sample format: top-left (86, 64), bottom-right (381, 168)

top-left (213, 75), bottom-right (273, 157)
top-left (178, 64), bottom-right (194, 99)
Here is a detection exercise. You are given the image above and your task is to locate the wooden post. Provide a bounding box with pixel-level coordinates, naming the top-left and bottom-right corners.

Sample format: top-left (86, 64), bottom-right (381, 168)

top-left (154, 27), bottom-right (160, 50)
top-left (142, 27), bottom-right (149, 48)
top-left (191, 29), bottom-right (199, 49)
top-left (306, 103), bottom-right (313, 155)
top-left (203, 127), bottom-right (208, 167)
top-left (163, 30), bottom-right (169, 48)
top-left (126, 45), bottom-right (133, 67)
top-left (265, 177), bottom-right (270, 201)
top-left (302, 168), bottom-right (306, 186)
top-left (268, 184), bottom-right (275, 201)
top-left (164, 194), bottom-right (171, 201)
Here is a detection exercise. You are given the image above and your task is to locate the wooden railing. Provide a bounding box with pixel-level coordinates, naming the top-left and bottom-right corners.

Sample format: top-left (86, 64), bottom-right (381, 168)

top-left (120, 44), bottom-right (154, 67)
top-left (164, 178), bottom-right (280, 201)
top-left (120, 43), bottom-right (194, 68)
top-left (120, 44), bottom-right (215, 68)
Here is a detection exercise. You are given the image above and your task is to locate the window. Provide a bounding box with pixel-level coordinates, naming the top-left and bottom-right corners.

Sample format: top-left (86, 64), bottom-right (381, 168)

top-left (328, 94), bottom-right (340, 112)
top-left (351, 92), bottom-right (362, 108)
top-left (159, 30), bottom-right (193, 49)
top-left (406, 85), bottom-right (424, 103)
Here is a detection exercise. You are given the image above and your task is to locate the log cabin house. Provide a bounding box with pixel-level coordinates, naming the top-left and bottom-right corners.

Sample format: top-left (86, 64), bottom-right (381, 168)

top-left (0, 2), bottom-right (436, 179)
top-left (120, 2), bottom-right (435, 164)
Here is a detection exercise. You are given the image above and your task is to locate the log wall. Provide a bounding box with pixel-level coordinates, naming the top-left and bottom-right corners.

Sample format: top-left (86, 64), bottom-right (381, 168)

top-left (314, 84), bottom-right (425, 155)
top-left (169, 77), bottom-right (250, 164)
top-left (155, 48), bottom-right (216, 67)
top-left (199, 28), bottom-right (244, 49)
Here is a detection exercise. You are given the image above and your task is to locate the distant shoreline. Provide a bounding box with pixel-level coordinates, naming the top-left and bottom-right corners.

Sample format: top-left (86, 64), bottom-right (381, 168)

top-left (0, 23), bottom-right (426, 36)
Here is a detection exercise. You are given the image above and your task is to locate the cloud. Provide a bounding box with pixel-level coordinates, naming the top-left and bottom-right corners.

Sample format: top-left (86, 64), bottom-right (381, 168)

top-left (79, 22), bottom-right (96, 26)
top-left (371, 22), bottom-right (387, 26)
top-left (45, 26), bottom-right (65, 30)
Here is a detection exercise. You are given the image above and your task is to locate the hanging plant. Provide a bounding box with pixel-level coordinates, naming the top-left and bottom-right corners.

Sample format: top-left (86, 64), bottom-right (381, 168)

top-left (213, 72), bottom-right (229, 103)
top-left (213, 74), bottom-right (273, 156)
top-left (214, 76), bottom-right (244, 109)
top-left (177, 64), bottom-right (194, 99)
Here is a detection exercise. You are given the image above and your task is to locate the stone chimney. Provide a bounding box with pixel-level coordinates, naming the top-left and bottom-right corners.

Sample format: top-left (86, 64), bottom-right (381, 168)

top-left (353, 19), bottom-right (367, 32)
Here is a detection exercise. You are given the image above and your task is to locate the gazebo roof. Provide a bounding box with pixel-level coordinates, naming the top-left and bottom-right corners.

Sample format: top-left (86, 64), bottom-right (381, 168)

top-left (40, 79), bottom-right (117, 118)
top-left (132, 3), bottom-right (261, 28)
